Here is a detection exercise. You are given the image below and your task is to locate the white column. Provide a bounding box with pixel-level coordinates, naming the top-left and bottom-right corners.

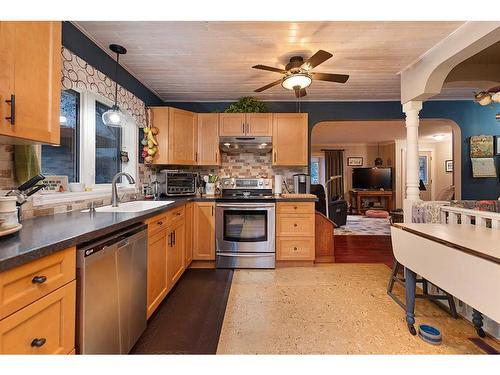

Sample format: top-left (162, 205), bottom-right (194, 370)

top-left (402, 100), bottom-right (423, 223)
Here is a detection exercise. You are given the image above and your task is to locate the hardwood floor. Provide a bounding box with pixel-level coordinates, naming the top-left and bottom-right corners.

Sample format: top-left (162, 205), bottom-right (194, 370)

top-left (333, 235), bottom-right (394, 266)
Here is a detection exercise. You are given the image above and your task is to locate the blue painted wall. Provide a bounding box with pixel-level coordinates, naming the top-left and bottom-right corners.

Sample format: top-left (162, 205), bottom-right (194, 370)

top-left (166, 101), bottom-right (500, 199)
top-left (62, 22), bottom-right (163, 106)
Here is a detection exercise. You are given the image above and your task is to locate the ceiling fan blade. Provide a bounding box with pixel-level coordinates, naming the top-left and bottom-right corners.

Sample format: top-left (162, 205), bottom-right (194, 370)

top-left (254, 79), bottom-right (282, 92)
top-left (252, 65), bottom-right (287, 74)
top-left (311, 72), bottom-right (349, 83)
top-left (301, 50), bottom-right (333, 70)
top-left (294, 87), bottom-right (307, 98)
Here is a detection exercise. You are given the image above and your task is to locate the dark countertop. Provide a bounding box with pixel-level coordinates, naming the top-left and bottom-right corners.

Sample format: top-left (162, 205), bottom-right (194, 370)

top-left (0, 195), bottom-right (317, 272)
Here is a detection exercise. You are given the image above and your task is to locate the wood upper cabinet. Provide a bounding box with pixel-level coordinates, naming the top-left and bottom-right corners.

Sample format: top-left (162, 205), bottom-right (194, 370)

top-left (197, 113), bottom-right (220, 165)
top-left (272, 113), bottom-right (308, 166)
top-left (150, 107), bottom-right (198, 165)
top-left (146, 228), bottom-right (168, 319)
top-left (0, 21), bottom-right (61, 144)
top-left (184, 202), bottom-right (194, 267)
top-left (219, 113), bottom-right (245, 136)
top-left (193, 202), bottom-right (215, 260)
top-left (219, 113), bottom-right (272, 137)
top-left (167, 219), bottom-right (185, 289)
top-left (246, 113), bottom-right (272, 136)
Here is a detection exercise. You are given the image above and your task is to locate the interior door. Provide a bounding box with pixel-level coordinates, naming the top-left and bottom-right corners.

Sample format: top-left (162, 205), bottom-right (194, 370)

top-left (419, 151), bottom-right (432, 201)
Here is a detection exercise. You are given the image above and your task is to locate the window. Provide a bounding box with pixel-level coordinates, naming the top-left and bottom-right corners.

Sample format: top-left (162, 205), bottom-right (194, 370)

top-left (95, 101), bottom-right (121, 184)
top-left (41, 89), bottom-right (137, 188)
top-left (41, 90), bottom-right (80, 182)
top-left (419, 156), bottom-right (428, 184)
top-left (311, 160), bottom-right (320, 184)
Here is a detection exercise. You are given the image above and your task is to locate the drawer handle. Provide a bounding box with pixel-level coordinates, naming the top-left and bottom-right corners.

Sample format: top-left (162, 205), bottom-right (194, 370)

top-left (30, 338), bottom-right (46, 347)
top-left (32, 275), bottom-right (47, 284)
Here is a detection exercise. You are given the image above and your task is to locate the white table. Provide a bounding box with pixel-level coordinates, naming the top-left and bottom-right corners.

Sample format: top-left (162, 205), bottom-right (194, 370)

top-left (391, 223), bottom-right (500, 336)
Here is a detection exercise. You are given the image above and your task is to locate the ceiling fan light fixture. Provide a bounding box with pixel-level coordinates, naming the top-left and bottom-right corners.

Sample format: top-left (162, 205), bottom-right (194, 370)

top-left (281, 73), bottom-right (312, 91)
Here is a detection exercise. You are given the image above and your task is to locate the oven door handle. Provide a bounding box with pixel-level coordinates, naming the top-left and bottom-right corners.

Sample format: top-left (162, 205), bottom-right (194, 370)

top-left (217, 253), bottom-right (275, 258)
top-left (216, 203), bottom-right (275, 208)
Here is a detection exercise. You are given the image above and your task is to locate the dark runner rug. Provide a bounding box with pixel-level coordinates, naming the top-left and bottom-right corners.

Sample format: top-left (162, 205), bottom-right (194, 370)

top-left (131, 268), bottom-right (233, 354)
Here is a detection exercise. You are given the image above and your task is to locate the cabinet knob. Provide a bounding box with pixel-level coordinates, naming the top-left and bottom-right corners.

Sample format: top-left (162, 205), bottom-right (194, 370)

top-left (157, 220), bottom-right (163, 225)
top-left (294, 223), bottom-right (298, 227)
top-left (294, 206), bottom-right (298, 209)
top-left (32, 275), bottom-right (47, 284)
top-left (293, 247), bottom-right (297, 251)
top-left (30, 338), bottom-right (46, 347)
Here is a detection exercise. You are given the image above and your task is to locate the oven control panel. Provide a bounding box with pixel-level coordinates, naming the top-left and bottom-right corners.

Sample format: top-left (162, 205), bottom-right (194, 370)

top-left (220, 178), bottom-right (272, 190)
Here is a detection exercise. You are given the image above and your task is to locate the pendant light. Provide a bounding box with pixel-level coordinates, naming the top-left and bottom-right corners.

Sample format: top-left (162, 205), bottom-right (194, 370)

top-left (102, 44), bottom-right (128, 128)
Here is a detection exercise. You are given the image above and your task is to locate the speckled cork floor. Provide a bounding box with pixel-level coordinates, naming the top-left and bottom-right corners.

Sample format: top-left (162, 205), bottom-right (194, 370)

top-left (217, 264), bottom-right (499, 354)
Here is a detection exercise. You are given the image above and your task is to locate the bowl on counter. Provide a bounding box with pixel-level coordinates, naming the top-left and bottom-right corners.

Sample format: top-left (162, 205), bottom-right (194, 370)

top-left (0, 196), bottom-right (17, 213)
top-left (69, 182), bottom-right (85, 192)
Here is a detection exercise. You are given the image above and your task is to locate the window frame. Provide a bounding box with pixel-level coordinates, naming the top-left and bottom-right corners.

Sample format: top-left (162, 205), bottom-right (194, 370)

top-left (45, 88), bottom-right (137, 189)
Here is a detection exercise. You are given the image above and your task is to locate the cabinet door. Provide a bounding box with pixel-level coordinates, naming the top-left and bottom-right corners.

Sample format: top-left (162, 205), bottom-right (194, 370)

top-left (0, 281), bottom-right (75, 354)
top-left (197, 113), bottom-right (220, 165)
top-left (149, 107), bottom-right (169, 165)
top-left (147, 229), bottom-right (168, 319)
top-left (0, 22), bottom-right (15, 134)
top-left (168, 108), bottom-right (198, 164)
top-left (246, 113), bottom-right (272, 136)
top-left (219, 113), bottom-right (245, 136)
top-left (184, 203), bottom-right (194, 267)
top-left (167, 220), bottom-right (185, 289)
top-left (272, 113), bottom-right (308, 166)
top-left (193, 202), bottom-right (215, 260)
top-left (0, 22), bottom-right (61, 144)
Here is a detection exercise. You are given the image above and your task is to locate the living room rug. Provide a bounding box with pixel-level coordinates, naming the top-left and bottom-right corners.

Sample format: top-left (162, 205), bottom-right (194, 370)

top-left (334, 215), bottom-right (391, 235)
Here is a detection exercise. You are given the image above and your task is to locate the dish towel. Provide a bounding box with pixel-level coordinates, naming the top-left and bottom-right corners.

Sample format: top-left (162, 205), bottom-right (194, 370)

top-left (14, 145), bottom-right (40, 184)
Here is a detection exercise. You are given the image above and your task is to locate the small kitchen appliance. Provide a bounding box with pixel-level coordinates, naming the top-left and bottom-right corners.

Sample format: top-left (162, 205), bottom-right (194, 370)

top-left (216, 178), bottom-right (275, 269)
top-left (293, 174), bottom-right (311, 194)
top-left (157, 170), bottom-right (197, 196)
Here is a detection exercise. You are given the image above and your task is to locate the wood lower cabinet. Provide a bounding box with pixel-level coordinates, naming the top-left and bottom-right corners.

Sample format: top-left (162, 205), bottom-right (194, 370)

top-left (197, 113), bottom-right (220, 165)
top-left (0, 21), bottom-right (61, 144)
top-left (167, 218), bottom-right (185, 288)
top-left (276, 202), bottom-right (315, 261)
top-left (0, 281), bottom-right (75, 354)
top-left (145, 205), bottom-right (187, 318)
top-left (146, 228), bottom-right (169, 319)
top-left (272, 113), bottom-right (308, 166)
top-left (184, 202), bottom-right (194, 267)
top-left (0, 246), bottom-right (76, 354)
top-left (193, 202), bottom-right (215, 260)
top-left (150, 107), bottom-right (198, 165)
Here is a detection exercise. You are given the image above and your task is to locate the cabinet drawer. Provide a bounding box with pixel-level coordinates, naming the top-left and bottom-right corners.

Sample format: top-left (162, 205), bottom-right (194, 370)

top-left (277, 237), bottom-right (315, 261)
top-left (146, 213), bottom-right (168, 235)
top-left (165, 205), bottom-right (185, 224)
top-left (277, 214), bottom-right (314, 237)
top-left (0, 281), bottom-right (76, 354)
top-left (277, 202), bottom-right (314, 214)
top-left (0, 247), bottom-right (75, 320)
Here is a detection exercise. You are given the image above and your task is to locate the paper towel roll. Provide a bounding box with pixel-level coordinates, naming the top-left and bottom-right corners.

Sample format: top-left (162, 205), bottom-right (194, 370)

top-left (274, 175), bottom-right (283, 195)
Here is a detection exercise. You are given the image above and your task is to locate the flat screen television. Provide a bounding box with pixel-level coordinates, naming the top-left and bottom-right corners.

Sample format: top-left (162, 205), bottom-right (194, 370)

top-left (352, 167), bottom-right (392, 190)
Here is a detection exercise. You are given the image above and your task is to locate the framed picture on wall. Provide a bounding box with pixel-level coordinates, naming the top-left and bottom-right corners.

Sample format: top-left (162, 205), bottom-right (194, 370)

top-left (445, 160), bottom-right (453, 173)
top-left (347, 157), bottom-right (363, 166)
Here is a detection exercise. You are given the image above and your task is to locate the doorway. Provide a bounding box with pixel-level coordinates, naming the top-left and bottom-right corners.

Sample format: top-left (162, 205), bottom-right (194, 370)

top-left (419, 151), bottom-right (433, 201)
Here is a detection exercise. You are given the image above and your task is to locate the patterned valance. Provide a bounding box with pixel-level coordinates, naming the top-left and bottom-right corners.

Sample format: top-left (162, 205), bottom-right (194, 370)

top-left (61, 47), bottom-right (147, 127)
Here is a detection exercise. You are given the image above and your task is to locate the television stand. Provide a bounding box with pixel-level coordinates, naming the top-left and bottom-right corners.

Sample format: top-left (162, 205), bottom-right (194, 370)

top-left (349, 190), bottom-right (394, 215)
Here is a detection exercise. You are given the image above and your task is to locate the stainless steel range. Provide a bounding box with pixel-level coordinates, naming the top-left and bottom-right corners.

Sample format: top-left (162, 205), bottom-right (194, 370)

top-left (216, 178), bottom-right (275, 269)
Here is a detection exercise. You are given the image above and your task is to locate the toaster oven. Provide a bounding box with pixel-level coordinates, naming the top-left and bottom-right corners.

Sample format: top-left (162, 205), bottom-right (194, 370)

top-left (159, 170), bottom-right (197, 196)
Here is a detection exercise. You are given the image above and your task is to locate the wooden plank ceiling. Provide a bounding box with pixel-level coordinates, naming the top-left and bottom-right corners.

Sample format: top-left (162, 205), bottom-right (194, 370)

top-left (74, 21), bottom-right (465, 101)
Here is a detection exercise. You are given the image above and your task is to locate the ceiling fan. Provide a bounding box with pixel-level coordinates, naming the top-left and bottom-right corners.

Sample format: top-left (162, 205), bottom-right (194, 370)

top-left (252, 50), bottom-right (349, 98)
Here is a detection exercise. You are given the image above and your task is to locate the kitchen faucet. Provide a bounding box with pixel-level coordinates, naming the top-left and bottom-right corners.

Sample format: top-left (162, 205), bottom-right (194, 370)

top-left (111, 172), bottom-right (135, 207)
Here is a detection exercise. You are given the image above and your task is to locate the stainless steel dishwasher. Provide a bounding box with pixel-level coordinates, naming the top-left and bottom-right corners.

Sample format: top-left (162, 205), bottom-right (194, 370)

top-left (76, 224), bottom-right (148, 354)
